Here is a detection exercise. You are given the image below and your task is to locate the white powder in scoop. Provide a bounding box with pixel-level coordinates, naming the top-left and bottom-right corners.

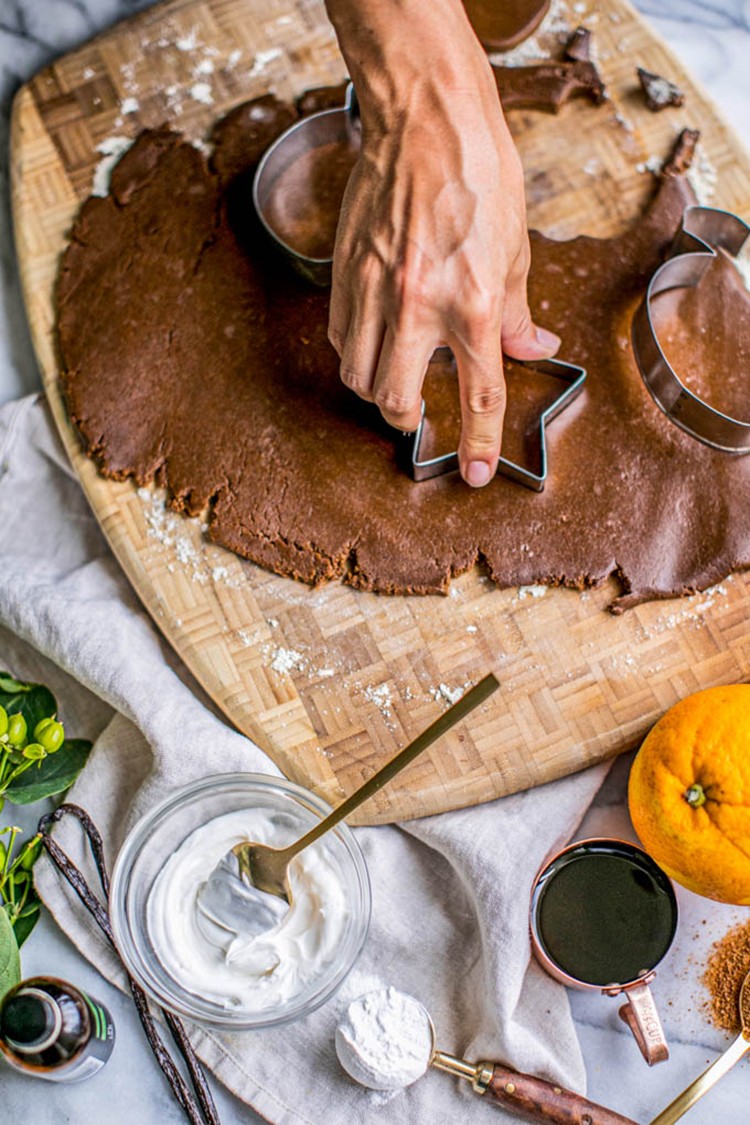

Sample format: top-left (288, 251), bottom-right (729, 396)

top-left (336, 988), bottom-right (433, 1091)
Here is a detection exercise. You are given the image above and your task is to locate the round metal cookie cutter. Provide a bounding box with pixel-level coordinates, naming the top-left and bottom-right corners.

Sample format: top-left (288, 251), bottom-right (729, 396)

top-left (252, 82), bottom-right (360, 286)
top-left (632, 204), bottom-right (750, 454)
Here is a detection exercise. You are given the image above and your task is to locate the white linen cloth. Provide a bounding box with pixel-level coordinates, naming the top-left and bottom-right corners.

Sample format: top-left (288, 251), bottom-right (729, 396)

top-left (0, 393), bottom-right (610, 1124)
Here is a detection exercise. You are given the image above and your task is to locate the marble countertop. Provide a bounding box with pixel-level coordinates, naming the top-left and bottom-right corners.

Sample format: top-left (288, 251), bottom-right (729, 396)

top-left (1, 2), bottom-right (750, 1123)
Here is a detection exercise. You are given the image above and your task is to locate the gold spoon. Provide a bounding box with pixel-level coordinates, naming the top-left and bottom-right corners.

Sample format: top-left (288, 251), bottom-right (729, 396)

top-left (650, 968), bottom-right (750, 1124)
top-left (197, 673), bottom-right (499, 938)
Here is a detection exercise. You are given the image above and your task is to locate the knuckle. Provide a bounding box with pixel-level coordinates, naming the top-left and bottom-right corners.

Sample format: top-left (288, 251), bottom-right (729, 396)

top-left (466, 384), bottom-right (506, 417)
top-left (462, 288), bottom-right (501, 335)
top-left (339, 366), bottom-right (371, 397)
top-left (462, 433), bottom-right (501, 458)
top-left (375, 387), bottom-right (419, 418)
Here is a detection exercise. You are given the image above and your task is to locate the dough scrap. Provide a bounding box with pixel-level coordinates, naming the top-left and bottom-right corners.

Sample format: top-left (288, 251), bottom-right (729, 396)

top-left (463, 0), bottom-right (551, 51)
top-left (57, 100), bottom-right (750, 611)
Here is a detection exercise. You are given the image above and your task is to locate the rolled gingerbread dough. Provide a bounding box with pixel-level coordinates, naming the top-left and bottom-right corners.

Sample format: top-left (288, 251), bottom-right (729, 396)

top-left (56, 97), bottom-right (750, 610)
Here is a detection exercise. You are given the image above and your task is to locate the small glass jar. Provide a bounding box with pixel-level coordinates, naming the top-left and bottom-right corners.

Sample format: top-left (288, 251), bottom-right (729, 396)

top-left (110, 773), bottom-right (371, 1030)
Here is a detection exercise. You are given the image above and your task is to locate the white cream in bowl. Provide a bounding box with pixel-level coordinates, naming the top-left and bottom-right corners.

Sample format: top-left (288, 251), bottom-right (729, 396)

top-left (147, 808), bottom-right (350, 1012)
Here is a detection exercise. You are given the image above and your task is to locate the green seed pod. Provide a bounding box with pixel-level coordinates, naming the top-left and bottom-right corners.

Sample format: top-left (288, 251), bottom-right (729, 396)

top-left (22, 742), bottom-right (46, 761)
top-left (7, 713), bottom-right (27, 748)
top-left (0, 706), bottom-right (8, 738)
top-left (0, 841), bottom-right (6, 867)
top-left (20, 837), bottom-right (42, 871)
top-left (35, 719), bottom-right (64, 754)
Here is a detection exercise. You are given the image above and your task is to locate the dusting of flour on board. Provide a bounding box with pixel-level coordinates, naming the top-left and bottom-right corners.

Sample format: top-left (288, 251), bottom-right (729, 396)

top-left (137, 488), bottom-right (244, 589)
top-left (91, 137), bottom-right (134, 197)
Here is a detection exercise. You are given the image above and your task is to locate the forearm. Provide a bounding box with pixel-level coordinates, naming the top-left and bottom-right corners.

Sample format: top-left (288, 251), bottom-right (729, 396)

top-left (323, 0), bottom-right (498, 131)
top-left (323, 0), bottom-right (559, 487)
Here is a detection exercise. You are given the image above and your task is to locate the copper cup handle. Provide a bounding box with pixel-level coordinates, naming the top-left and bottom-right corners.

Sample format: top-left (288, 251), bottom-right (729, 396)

top-left (609, 980), bottom-right (669, 1066)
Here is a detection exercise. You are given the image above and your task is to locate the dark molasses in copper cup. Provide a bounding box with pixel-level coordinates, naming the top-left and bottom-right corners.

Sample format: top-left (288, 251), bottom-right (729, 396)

top-left (530, 838), bottom-right (678, 1065)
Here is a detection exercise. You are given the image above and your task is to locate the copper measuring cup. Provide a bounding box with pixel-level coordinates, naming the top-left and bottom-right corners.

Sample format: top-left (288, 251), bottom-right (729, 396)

top-left (530, 838), bottom-right (678, 1066)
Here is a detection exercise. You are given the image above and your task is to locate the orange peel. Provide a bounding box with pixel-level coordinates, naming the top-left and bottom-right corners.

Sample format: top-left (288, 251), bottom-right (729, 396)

top-left (628, 685), bottom-right (750, 905)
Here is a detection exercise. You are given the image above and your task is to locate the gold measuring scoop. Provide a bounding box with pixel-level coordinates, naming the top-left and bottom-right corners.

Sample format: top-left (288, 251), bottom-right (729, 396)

top-left (336, 988), bottom-right (637, 1124)
top-left (197, 673), bottom-right (499, 938)
top-left (650, 969), bottom-right (750, 1124)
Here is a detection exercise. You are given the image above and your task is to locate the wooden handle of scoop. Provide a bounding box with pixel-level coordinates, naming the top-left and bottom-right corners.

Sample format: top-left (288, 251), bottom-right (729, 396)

top-left (486, 1065), bottom-right (637, 1124)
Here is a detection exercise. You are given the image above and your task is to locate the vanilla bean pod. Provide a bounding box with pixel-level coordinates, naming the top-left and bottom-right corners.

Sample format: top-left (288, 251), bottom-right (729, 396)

top-left (38, 804), bottom-right (220, 1125)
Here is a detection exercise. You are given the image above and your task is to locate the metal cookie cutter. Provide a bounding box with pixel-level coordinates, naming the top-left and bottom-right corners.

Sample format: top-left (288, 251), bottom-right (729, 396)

top-left (408, 348), bottom-right (587, 491)
top-left (632, 204), bottom-right (750, 453)
top-left (252, 82), bottom-right (360, 286)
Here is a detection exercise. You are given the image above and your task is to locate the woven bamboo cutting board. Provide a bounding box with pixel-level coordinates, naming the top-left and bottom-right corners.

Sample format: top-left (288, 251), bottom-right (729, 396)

top-left (10, 0), bottom-right (750, 824)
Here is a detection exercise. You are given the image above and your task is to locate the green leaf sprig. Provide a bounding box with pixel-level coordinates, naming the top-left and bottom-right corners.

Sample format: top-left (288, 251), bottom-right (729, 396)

top-left (0, 674), bottom-right (92, 810)
top-left (0, 672), bottom-right (91, 954)
top-left (0, 827), bottom-right (41, 951)
top-left (0, 903), bottom-right (21, 1001)
top-left (0, 705), bottom-right (66, 805)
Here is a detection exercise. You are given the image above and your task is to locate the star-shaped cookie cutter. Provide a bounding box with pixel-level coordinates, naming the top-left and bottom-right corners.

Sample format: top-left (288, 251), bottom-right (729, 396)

top-left (632, 204), bottom-right (750, 453)
top-left (407, 351), bottom-right (587, 491)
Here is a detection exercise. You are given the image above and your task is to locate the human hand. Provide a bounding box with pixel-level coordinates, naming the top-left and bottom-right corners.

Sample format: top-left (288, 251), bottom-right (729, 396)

top-left (325, 0), bottom-right (560, 486)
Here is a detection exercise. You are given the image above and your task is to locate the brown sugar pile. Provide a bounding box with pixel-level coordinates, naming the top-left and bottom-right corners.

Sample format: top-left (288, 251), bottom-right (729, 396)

top-left (703, 921), bottom-right (750, 1033)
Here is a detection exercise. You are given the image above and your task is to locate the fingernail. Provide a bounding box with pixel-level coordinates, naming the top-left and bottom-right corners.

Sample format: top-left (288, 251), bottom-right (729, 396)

top-left (535, 327), bottom-right (561, 351)
top-left (466, 461), bottom-right (492, 488)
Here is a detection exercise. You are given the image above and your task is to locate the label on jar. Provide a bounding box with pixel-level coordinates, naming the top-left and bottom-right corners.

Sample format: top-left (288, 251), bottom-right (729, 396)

top-left (46, 1050), bottom-right (109, 1083)
top-left (82, 991), bottom-right (115, 1046)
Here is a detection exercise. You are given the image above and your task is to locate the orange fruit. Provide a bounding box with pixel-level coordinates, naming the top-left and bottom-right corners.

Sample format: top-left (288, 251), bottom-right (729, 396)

top-left (628, 685), bottom-right (750, 905)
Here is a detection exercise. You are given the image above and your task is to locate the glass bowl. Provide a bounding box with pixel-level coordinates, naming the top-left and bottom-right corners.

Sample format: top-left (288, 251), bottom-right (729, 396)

top-left (110, 772), bottom-right (371, 1029)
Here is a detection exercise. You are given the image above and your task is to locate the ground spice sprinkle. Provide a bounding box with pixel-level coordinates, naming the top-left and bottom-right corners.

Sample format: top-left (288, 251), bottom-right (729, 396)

top-left (703, 920), bottom-right (750, 1033)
